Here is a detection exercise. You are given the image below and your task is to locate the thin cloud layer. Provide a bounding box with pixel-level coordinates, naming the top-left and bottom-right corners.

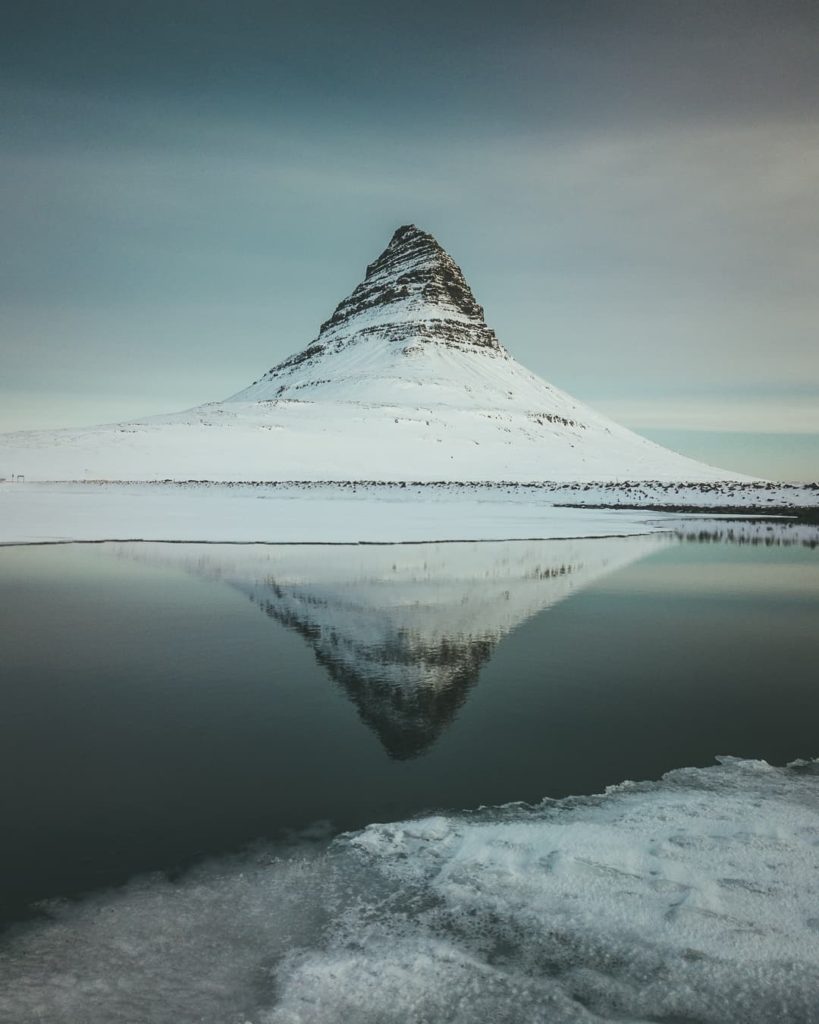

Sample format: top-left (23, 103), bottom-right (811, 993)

top-left (1, 1), bottom-right (817, 475)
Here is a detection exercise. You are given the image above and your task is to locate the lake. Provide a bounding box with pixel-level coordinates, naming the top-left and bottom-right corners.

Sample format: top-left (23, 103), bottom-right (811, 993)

top-left (1, 524), bottom-right (818, 1022)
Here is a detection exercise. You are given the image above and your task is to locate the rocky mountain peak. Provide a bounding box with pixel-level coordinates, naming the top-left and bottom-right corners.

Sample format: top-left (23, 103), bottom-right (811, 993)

top-left (362, 223), bottom-right (451, 284)
top-left (230, 225), bottom-right (505, 400)
top-left (315, 224), bottom-right (501, 351)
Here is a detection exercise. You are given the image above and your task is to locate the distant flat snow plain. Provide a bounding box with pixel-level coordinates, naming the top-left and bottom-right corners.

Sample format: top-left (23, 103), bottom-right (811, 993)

top-left (0, 480), bottom-right (816, 545)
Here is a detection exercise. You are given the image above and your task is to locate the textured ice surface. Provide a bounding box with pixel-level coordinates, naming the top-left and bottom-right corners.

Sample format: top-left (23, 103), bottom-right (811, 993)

top-left (2, 758), bottom-right (817, 1023)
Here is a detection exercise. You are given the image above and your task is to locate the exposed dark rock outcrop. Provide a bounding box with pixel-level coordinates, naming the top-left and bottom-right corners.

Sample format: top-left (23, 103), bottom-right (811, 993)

top-left (238, 224), bottom-right (504, 395)
top-left (317, 224), bottom-right (500, 350)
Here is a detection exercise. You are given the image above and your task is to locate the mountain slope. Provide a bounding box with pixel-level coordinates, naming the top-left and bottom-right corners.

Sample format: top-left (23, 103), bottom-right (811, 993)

top-left (0, 225), bottom-right (748, 482)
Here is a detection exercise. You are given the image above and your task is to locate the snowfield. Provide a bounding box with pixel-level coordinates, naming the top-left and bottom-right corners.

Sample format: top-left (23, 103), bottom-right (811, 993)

top-left (2, 757), bottom-right (817, 1024)
top-left (0, 481), bottom-right (668, 544)
top-left (1, 480), bottom-right (816, 546)
top-left (0, 385), bottom-right (751, 484)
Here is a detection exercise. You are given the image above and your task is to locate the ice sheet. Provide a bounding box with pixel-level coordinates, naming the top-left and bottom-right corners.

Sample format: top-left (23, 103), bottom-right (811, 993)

top-left (2, 758), bottom-right (817, 1023)
top-left (1, 480), bottom-right (816, 545)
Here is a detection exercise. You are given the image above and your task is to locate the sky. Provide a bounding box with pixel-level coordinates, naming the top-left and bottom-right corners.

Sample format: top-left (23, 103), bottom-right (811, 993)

top-left (1, 0), bottom-right (817, 479)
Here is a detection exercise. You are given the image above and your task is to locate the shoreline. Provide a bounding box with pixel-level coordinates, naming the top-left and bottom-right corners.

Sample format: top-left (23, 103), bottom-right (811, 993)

top-left (1, 479), bottom-right (817, 546)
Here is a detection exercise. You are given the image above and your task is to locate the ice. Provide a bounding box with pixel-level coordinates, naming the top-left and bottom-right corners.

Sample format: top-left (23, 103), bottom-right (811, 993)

top-left (2, 758), bottom-right (817, 1023)
top-left (0, 480), bottom-right (816, 545)
top-left (0, 481), bottom-right (670, 544)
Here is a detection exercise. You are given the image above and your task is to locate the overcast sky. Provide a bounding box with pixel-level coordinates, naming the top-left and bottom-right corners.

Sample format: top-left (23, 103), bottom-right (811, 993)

top-left (2, 0), bottom-right (817, 478)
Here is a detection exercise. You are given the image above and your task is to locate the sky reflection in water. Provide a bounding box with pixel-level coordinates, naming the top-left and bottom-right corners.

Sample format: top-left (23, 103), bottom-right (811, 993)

top-left (1, 523), bottom-right (817, 923)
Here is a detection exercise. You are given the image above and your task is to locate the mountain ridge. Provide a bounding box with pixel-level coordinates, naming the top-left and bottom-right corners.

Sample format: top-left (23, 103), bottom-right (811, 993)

top-left (319, 224), bottom-right (499, 345)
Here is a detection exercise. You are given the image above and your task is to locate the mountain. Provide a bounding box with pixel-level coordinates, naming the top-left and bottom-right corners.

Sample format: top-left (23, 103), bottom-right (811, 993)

top-left (113, 535), bottom-right (668, 758)
top-left (228, 223), bottom-right (505, 404)
top-left (0, 225), bottom-right (746, 482)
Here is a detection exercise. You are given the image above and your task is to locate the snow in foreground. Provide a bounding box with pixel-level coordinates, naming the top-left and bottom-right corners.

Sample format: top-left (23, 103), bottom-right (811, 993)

top-left (2, 758), bottom-right (817, 1024)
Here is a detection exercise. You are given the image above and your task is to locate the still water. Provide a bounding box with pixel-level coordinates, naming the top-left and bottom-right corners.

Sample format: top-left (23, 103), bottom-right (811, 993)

top-left (1, 525), bottom-right (818, 927)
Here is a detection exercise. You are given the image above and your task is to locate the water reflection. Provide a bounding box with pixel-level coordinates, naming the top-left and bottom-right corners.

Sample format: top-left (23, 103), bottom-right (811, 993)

top-left (671, 518), bottom-right (819, 548)
top-left (115, 537), bottom-right (669, 758)
top-left (2, 522), bottom-right (818, 922)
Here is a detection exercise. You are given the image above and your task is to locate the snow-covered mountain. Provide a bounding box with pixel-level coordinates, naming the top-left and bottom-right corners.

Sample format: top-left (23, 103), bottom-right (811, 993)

top-left (113, 535), bottom-right (667, 758)
top-left (0, 225), bottom-right (747, 482)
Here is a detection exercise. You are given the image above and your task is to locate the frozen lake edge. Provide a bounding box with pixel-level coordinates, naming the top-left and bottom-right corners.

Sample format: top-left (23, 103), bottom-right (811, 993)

top-left (2, 756), bottom-right (818, 1024)
top-left (1, 479), bottom-right (817, 545)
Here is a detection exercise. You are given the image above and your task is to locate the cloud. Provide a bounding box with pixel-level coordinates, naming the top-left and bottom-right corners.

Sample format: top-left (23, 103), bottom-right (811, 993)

top-left (596, 396), bottom-right (819, 434)
top-left (1, 2), bottom-right (817, 480)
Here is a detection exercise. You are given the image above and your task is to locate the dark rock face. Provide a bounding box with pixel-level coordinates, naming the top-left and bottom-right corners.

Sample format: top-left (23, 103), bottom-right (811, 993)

top-left (317, 224), bottom-right (500, 352)
top-left (247, 224), bottom-right (504, 390)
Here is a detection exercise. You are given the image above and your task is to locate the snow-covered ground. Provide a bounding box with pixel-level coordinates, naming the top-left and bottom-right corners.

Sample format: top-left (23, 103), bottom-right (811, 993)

top-left (0, 480), bottom-right (815, 546)
top-left (0, 481), bottom-right (663, 544)
top-left (0, 388), bottom-right (750, 483)
top-left (2, 757), bottom-right (816, 1023)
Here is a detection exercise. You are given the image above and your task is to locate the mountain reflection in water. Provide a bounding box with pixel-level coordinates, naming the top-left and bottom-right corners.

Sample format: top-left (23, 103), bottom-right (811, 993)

top-left (2, 522), bottom-right (818, 924)
top-left (114, 537), bottom-right (669, 758)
